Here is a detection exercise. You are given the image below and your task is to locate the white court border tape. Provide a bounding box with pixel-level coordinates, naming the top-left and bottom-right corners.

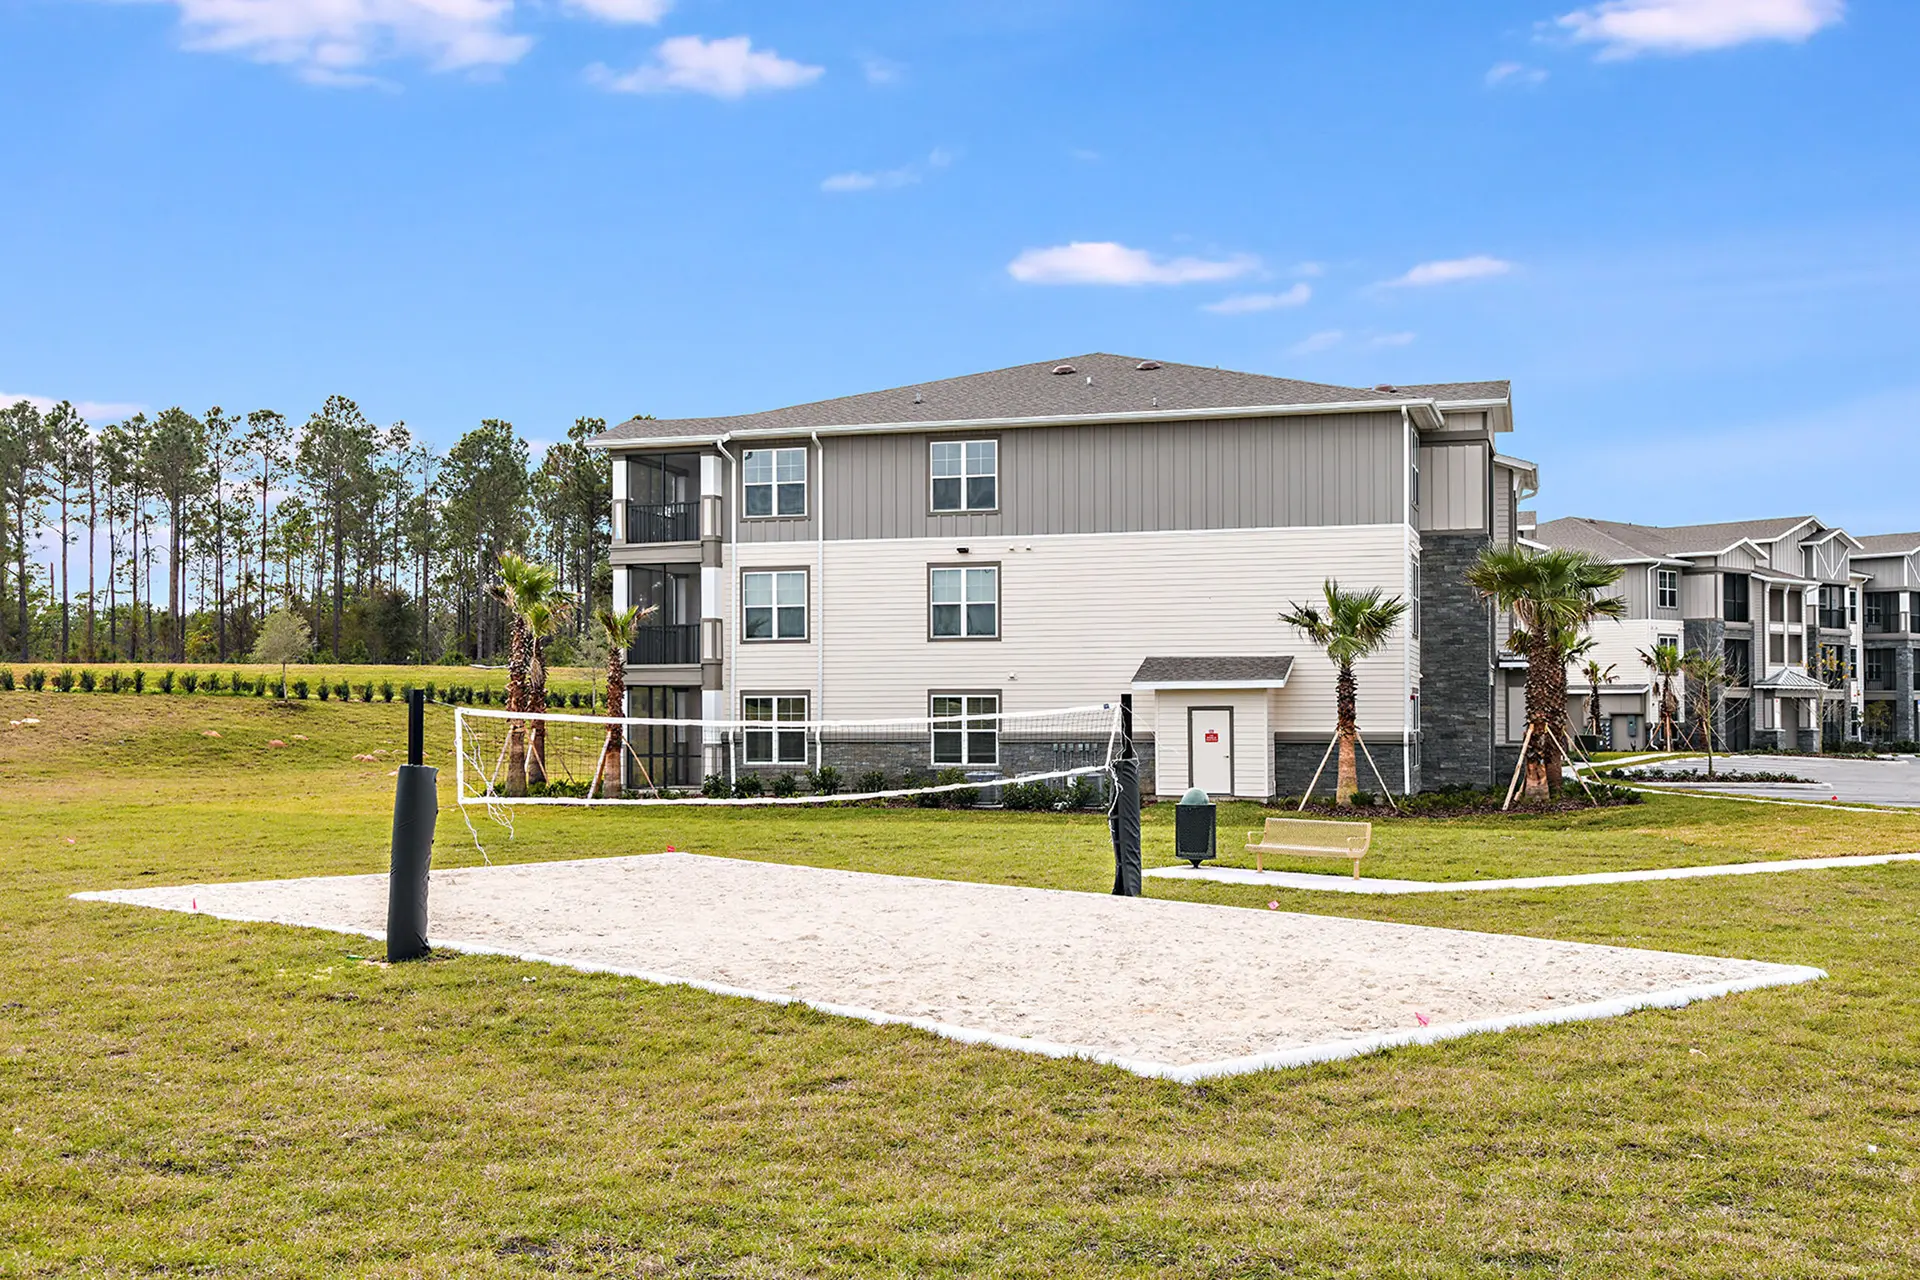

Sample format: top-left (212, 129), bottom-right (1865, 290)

top-left (71, 889), bottom-right (1826, 1084)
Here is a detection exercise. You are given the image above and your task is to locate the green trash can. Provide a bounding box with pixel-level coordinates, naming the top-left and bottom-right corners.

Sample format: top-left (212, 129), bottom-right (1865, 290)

top-left (1174, 787), bottom-right (1217, 868)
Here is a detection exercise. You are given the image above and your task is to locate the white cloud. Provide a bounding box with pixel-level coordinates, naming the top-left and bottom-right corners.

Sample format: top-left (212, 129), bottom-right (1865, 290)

top-left (1006, 241), bottom-right (1259, 287)
top-left (1381, 255), bottom-right (1515, 287)
top-left (860, 55), bottom-right (904, 85)
top-left (1202, 284), bottom-right (1312, 315)
top-left (154, 0), bottom-right (536, 82)
top-left (2, 392), bottom-right (146, 421)
top-left (1486, 60), bottom-right (1549, 86)
top-left (587, 34), bottom-right (822, 98)
top-left (1287, 330), bottom-right (1345, 356)
top-left (1290, 261), bottom-right (1326, 278)
top-left (821, 148), bottom-right (953, 193)
top-left (1370, 331), bottom-right (1418, 347)
top-left (560, 0), bottom-right (671, 21)
top-left (1556, 0), bottom-right (1843, 59)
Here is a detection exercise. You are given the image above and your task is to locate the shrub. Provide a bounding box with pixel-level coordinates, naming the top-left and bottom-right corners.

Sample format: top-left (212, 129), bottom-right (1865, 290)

top-left (731, 773), bottom-right (765, 799)
top-left (54, 668), bottom-right (75, 693)
top-left (358, 682), bottom-right (373, 702)
top-left (79, 669), bottom-right (96, 693)
top-left (26, 668), bottom-right (47, 692)
top-left (0, 668), bottom-right (14, 691)
top-left (131, 669), bottom-right (145, 693)
top-left (316, 681), bottom-right (330, 701)
top-left (230, 676), bottom-right (249, 695)
top-left (292, 679), bottom-right (309, 699)
top-left (336, 680), bottom-right (351, 701)
top-left (1063, 774), bottom-right (1101, 810)
top-left (180, 672), bottom-right (200, 694)
top-left (1003, 780), bottom-right (1055, 811)
top-left (702, 772), bottom-right (731, 799)
top-left (807, 765), bottom-right (842, 796)
top-left (380, 680), bottom-right (395, 703)
top-left (770, 772), bottom-right (800, 798)
top-left (935, 766), bottom-right (976, 808)
top-left (203, 672), bottom-right (223, 694)
top-left (855, 768), bottom-right (888, 795)
top-left (104, 670), bottom-right (120, 693)
top-left (1351, 790), bottom-right (1375, 807)
top-left (157, 670), bottom-right (175, 694)
top-left (253, 678), bottom-right (266, 697)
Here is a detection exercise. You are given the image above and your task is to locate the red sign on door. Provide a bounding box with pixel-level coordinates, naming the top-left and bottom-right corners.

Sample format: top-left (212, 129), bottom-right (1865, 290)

top-left (1204, 730), bottom-right (1220, 743)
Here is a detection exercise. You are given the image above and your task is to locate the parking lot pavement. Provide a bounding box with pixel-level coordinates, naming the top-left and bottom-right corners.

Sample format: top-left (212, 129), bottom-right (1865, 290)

top-left (1622, 753), bottom-right (1920, 807)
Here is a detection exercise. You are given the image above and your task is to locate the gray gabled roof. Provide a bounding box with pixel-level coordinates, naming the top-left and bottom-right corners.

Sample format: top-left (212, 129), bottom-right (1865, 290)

top-left (1754, 667), bottom-right (1827, 693)
top-left (1533, 515), bottom-right (1818, 561)
top-left (1854, 532), bottom-right (1920, 556)
top-left (1394, 380), bottom-right (1511, 402)
top-left (592, 353), bottom-right (1496, 446)
top-left (1130, 655), bottom-right (1296, 688)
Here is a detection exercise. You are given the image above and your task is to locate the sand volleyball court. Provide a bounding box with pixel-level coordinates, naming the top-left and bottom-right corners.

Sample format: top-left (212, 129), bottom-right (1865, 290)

top-left (77, 852), bottom-right (1821, 1081)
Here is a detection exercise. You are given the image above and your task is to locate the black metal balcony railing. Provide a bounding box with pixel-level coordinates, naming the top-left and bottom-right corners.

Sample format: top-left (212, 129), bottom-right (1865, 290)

top-left (628, 624), bottom-right (699, 666)
top-left (625, 500), bottom-right (698, 545)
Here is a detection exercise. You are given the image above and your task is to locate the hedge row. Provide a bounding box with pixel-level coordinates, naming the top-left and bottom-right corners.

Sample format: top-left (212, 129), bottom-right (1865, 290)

top-left (1, 667), bottom-right (598, 708)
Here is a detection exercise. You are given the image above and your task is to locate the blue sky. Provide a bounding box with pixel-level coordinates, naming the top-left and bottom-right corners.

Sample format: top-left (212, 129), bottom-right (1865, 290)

top-left (3, 0), bottom-right (1915, 529)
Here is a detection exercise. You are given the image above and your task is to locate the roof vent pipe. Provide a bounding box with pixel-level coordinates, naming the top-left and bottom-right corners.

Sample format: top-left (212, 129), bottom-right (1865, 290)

top-left (1051, 364), bottom-right (1075, 375)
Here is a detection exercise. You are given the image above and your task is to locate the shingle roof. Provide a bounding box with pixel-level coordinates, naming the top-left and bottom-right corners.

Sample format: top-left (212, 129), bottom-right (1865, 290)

top-left (1533, 515), bottom-right (1818, 560)
top-left (1853, 532), bottom-right (1920, 555)
top-left (592, 353), bottom-right (1501, 445)
top-left (1394, 380), bottom-right (1511, 402)
top-left (1130, 655), bottom-right (1296, 687)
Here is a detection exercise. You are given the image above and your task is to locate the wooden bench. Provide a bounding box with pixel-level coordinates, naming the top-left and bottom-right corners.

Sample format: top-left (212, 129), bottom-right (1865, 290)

top-left (1245, 817), bottom-right (1373, 878)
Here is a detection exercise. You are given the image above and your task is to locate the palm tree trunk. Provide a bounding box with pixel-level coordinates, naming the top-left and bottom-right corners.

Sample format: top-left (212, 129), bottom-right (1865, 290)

top-left (1523, 638), bottom-right (1555, 801)
top-left (595, 645), bottom-right (626, 798)
top-left (1335, 661), bottom-right (1359, 805)
top-left (505, 617), bottom-right (530, 797)
top-left (527, 643), bottom-right (549, 787)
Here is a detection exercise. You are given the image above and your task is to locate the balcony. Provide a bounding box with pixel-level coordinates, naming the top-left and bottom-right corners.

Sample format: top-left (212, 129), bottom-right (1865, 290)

top-left (628, 623), bottom-right (699, 666)
top-left (625, 500), bottom-right (698, 545)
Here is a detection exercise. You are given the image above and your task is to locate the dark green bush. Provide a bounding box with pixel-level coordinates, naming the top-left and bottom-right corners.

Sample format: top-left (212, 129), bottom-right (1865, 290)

top-left (204, 672), bottom-right (224, 693)
top-left (1063, 774), bottom-right (1101, 810)
top-left (770, 772), bottom-right (800, 798)
top-left (180, 672), bottom-right (199, 694)
top-left (26, 668), bottom-right (47, 692)
top-left (380, 680), bottom-right (394, 703)
top-left (316, 681), bottom-right (330, 700)
top-left (131, 669), bottom-right (145, 693)
top-left (731, 773), bottom-right (765, 799)
top-left (854, 768), bottom-right (888, 795)
top-left (807, 765), bottom-right (842, 796)
top-left (292, 679), bottom-right (309, 699)
top-left (157, 670), bottom-right (175, 694)
top-left (702, 772), bottom-right (731, 799)
top-left (0, 669), bottom-right (12, 692)
top-left (54, 668), bottom-right (75, 693)
top-left (78, 669), bottom-right (96, 693)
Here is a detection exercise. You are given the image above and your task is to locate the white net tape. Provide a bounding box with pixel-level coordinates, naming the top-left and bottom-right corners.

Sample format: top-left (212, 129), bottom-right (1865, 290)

top-left (454, 702), bottom-right (1122, 807)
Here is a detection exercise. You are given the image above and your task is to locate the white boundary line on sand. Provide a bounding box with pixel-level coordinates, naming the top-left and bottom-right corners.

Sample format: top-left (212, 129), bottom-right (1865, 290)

top-left (72, 885), bottom-right (1824, 1084)
top-left (1145, 851), bottom-right (1920, 895)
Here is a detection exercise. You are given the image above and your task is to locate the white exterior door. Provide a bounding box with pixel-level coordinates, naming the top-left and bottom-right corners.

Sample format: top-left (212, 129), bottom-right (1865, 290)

top-left (1189, 707), bottom-right (1234, 796)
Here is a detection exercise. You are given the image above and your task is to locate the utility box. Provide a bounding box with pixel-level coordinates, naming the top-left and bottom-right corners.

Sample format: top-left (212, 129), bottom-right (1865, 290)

top-left (1173, 786), bottom-right (1217, 867)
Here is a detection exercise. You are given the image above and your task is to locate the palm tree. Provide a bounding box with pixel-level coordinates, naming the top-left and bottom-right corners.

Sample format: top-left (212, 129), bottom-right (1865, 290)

top-left (523, 596), bottom-right (570, 786)
top-left (1579, 657), bottom-right (1616, 744)
top-left (1468, 546), bottom-right (1626, 802)
top-left (1280, 580), bottom-right (1409, 807)
top-left (591, 603), bottom-right (653, 798)
top-left (490, 552), bottom-right (556, 796)
top-left (1681, 650), bottom-right (1729, 778)
top-left (1638, 641), bottom-right (1683, 752)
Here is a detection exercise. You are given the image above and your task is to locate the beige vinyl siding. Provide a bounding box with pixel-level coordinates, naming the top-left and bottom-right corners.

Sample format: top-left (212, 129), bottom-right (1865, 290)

top-left (729, 525), bottom-right (1415, 736)
top-left (1681, 571), bottom-right (1718, 618)
top-left (730, 412), bottom-right (1407, 544)
top-left (1568, 618), bottom-right (1672, 693)
top-left (1441, 411), bottom-right (1487, 433)
top-left (1417, 443), bottom-right (1491, 533)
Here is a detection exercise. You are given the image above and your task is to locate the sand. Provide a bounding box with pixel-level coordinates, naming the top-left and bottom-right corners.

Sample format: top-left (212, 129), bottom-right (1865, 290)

top-left (76, 852), bottom-right (1821, 1081)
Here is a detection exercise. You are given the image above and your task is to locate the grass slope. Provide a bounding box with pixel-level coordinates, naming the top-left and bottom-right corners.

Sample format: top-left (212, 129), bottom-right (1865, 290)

top-left (4, 695), bottom-right (1919, 1277)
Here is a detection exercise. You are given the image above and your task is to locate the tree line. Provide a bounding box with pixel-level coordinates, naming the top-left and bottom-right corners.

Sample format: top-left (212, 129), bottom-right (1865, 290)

top-left (0, 396), bottom-right (613, 667)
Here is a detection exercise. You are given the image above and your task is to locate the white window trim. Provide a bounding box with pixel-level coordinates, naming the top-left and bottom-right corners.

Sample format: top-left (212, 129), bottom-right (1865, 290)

top-left (742, 446), bottom-right (807, 520)
top-left (929, 564), bottom-right (1000, 640)
top-left (929, 439), bottom-right (999, 513)
top-left (742, 693), bottom-right (809, 766)
top-left (741, 569), bottom-right (808, 643)
top-left (1656, 568), bottom-right (1679, 611)
top-left (930, 692), bottom-right (1000, 767)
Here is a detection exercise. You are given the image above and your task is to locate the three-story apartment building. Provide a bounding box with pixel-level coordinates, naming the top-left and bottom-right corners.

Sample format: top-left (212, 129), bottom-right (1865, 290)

top-left (1852, 533), bottom-right (1920, 743)
top-left (590, 354), bottom-right (1531, 798)
top-left (1535, 515), bottom-right (1868, 750)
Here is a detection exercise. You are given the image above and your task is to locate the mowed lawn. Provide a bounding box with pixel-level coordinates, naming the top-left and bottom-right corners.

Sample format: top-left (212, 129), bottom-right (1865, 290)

top-left (4, 695), bottom-right (1919, 1277)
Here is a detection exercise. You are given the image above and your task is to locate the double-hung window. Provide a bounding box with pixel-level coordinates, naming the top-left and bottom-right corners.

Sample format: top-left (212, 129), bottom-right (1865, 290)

top-left (930, 440), bottom-right (997, 512)
top-left (930, 566), bottom-right (998, 639)
top-left (931, 693), bottom-right (999, 766)
top-left (743, 694), bottom-right (808, 765)
top-left (743, 447), bottom-right (806, 518)
top-left (1656, 569), bottom-right (1679, 610)
top-left (742, 570), bottom-right (807, 641)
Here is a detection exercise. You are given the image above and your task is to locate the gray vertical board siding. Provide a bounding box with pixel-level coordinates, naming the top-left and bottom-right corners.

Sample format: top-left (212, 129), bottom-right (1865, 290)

top-left (733, 411), bottom-right (1402, 543)
top-left (1417, 443), bottom-right (1490, 534)
top-left (732, 438), bottom-right (819, 544)
top-left (1622, 566), bottom-right (1650, 618)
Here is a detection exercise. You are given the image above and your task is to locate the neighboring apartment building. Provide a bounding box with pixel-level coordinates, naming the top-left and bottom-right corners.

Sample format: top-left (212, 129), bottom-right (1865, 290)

top-left (1534, 515), bottom-right (1867, 751)
top-left (589, 353), bottom-right (1532, 799)
top-left (1851, 533), bottom-right (1920, 743)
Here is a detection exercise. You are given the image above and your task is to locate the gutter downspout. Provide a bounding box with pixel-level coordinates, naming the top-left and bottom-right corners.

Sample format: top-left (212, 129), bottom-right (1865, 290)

top-left (811, 430), bottom-right (825, 761)
top-left (1402, 406), bottom-right (1414, 797)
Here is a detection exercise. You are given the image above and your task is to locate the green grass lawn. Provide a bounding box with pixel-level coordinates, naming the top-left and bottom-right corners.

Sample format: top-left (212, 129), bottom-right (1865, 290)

top-left (4, 660), bottom-right (601, 699)
top-left (6, 694), bottom-right (1920, 1277)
